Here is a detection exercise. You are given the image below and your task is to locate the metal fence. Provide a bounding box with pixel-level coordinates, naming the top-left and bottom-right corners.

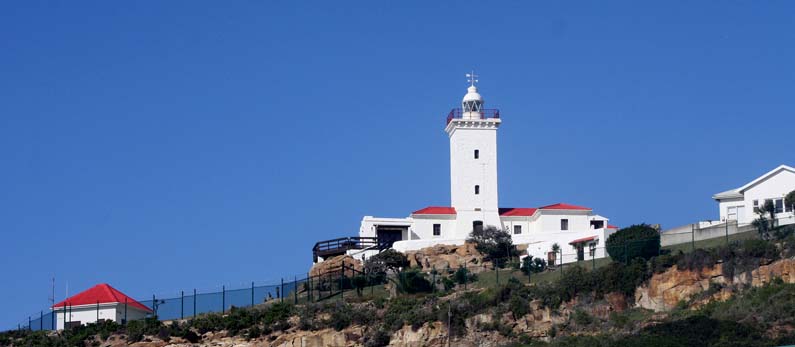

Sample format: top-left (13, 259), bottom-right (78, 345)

top-left (14, 276), bottom-right (309, 332)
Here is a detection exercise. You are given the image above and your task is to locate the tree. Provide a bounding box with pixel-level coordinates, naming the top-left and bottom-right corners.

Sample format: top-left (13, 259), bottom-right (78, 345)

top-left (550, 243), bottom-right (561, 266)
top-left (786, 190), bottom-right (795, 215)
top-left (521, 255), bottom-right (546, 276)
top-left (753, 200), bottom-right (777, 240)
top-left (606, 224), bottom-right (660, 263)
top-left (365, 249), bottom-right (408, 275)
top-left (467, 225), bottom-right (515, 268)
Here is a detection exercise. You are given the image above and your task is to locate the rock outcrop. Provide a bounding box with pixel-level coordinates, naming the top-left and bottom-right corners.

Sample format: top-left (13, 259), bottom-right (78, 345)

top-left (309, 254), bottom-right (363, 277)
top-left (635, 258), bottom-right (795, 311)
top-left (404, 242), bottom-right (491, 273)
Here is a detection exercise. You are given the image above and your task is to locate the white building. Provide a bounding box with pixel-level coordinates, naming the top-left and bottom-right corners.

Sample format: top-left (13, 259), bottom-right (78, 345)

top-left (713, 164), bottom-right (795, 226)
top-left (52, 283), bottom-right (151, 330)
top-left (315, 76), bottom-right (618, 265)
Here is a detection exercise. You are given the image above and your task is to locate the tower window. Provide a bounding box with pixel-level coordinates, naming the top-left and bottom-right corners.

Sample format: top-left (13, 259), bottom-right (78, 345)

top-left (473, 221), bottom-right (483, 233)
top-left (474, 149), bottom-right (479, 159)
top-left (475, 185), bottom-right (480, 195)
top-left (561, 219), bottom-right (569, 231)
top-left (513, 225), bottom-right (522, 235)
top-left (433, 224), bottom-right (441, 236)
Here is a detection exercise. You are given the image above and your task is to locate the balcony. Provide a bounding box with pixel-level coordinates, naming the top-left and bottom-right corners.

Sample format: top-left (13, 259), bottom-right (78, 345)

top-left (446, 108), bottom-right (500, 124)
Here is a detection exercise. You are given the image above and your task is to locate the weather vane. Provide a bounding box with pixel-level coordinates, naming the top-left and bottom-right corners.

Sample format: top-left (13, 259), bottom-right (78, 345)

top-left (466, 70), bottom-right (478, 87)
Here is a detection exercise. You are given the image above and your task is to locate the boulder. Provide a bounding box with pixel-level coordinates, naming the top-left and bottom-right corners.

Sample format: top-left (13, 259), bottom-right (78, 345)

top-left (404, 242), bottom-right (490, 273)
top-left (309, 255), bottom-right (363, 277)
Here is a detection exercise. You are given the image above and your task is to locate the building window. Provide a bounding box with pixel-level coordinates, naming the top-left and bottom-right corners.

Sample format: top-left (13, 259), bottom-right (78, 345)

top-left (475, 185), bottom-right (480, 195)
top-left (474, 149), bottom-right (479, 159)
top-left (473, 221), bottom-right (483, 233)
top-left (775, 199), bottom-right (784, 214)
top-left (561, 219), bottom-right (569, 231)
top-left (433, 224), bottom-right (441, 236)
top-left (514, 225), bottom-right (522, 234)
top-left (589, 243), bottom-right (596, 257)
top-left (753, 200), bottom-right (759, 212)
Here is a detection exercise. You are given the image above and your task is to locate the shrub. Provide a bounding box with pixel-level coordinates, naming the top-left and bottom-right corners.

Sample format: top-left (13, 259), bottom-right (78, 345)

top-left (676, 248), bottom-right (718, 271)
top-left (521, 255), bottom-right (546, 275)
top-left (606, 224), bottom-right (660, 262)
top-left (125, 318), bottom-right (162, 342)
top-left (442, 276), bottom-right (455, 291)
top-left (572, 309), bottom-right (594, 326)
top-left (364, 328), bottom-right (391, 347)
top-left (365, 249), bottom-right (409, 275)
top-left (453, 266), bottom-right (476, 284)
top-left (397, 269), bottom-right (433, 294)
top-left (467, 226), bottom-right (516, 267)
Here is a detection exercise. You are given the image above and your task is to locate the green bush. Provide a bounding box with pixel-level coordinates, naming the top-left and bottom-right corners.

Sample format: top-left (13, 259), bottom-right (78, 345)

top-left (606, 224), bottom-right (660, 262)
top-left (572, 309), bottom-right (594, 326)
top-left (126, 318), bottom-right (162, 342)
top-left (521, 256), bottom-right (547, 275)
top-left (453, 266), bottom-right (476, 284)
top-left (467, 226), bottom-right (516, 267)
top-left (397, 269), bottom-right (433, 294)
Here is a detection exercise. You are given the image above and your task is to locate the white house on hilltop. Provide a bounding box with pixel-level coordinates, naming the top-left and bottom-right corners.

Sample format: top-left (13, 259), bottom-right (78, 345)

top-left (713, 164), bottom-right (795, 226)
top-left (314, 76), bottom-right (617, 265)
top-left (52, 283), bottom-right (151, 330)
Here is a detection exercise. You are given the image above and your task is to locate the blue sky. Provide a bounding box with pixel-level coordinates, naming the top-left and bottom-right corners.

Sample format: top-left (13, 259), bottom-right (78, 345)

top-left (1, 1), bottom-right (793, 329)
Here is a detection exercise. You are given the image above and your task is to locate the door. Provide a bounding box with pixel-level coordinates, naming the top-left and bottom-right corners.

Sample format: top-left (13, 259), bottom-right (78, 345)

top-left (727, 206), bottom-right (738, 221)
top-left (376, 229), bottom-right (402, 248)
top-left (473, 221), bottom-right (484, 233)
top-left (736, 206), bottom-right (746, 223)
top-left (577, 245), bottom-right (584, 261)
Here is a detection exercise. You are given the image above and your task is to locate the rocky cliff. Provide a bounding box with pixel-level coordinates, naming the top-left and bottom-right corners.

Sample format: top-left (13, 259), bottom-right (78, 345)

top-left (635, 257), bottom-right (795, 311)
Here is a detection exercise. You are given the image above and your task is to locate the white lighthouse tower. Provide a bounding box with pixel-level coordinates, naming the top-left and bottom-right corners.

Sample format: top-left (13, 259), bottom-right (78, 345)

top-left (445, 72), bottom-right (502, 238)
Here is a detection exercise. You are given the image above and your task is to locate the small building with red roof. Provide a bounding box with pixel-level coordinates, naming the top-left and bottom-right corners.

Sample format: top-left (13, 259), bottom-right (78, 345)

top-left (314, 79), bottom-right (617, 265)
top-left (52, 283), bottom-right (151, 330)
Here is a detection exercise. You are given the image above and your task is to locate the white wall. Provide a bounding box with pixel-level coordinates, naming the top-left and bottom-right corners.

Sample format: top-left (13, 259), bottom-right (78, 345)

top-left (54, 304), bottom-right (148, 330)
top-left (742, 169), bottom-right (795, 224)
top-left (447, 120), bottom-right (502, 235)
top-left (412, 215), bottom-right (457, 240)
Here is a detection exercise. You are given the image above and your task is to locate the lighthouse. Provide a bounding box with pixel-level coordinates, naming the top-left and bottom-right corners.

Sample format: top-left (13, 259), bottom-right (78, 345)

top-left (445, 72), bottom-right (502, 238)
top-left (315, 72), bottom-right (617, 267)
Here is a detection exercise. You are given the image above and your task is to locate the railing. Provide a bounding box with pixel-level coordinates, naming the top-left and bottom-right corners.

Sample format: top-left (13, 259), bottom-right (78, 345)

top-left (312, 236), bottom-right (392, 262)
top-left (446, 108), bottom-right (500, 124)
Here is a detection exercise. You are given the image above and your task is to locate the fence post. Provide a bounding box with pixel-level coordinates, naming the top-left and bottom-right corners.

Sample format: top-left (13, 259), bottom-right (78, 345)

top-left (495, 263), bottom-right (499, 286)
top-left (280, 278), bottom-right (284, 303)
top-left (251, 282), bottom-right (255, 307)
top-left (463, 264), bottom-right (467, 290)
top-left (181, 291), bottom-right (184, 319)
top-left (308, 272), bottom-right (313, 302)
top-left (294, 276), bottom-right (298, 304)
top-left (340, 262), bottom-right (345, 301)
top-left (725, 221), bottom-right (729, 246)
top-left (51, 307), bottom-right (54, 330)
top-left (96, 301), bottom-right (99, 321)
top-left (40, 311), bottom-right (43, 331)
top-left (592, 248), bottom-right (595, 270)
top-left (124, 298), bottom-right (128, 324)
top-left (222, 285), bottom-right (225, 314)
top-left (691, 224), bottom-right (695, 252)
top-left (28, 316), bottom-right (31, 331)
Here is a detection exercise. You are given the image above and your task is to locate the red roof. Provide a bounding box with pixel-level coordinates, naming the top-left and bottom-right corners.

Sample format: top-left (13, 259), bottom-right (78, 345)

top-left (499, 208), bottom-right (538, 216)
top-left (608, 225), bottom-right (619, 229)
top-left (52, 283), bottom-right (152, 312)
top-left (539, 203), bottom-right (592, 211)
top-left (569, 235), bottom-right (597, 244)
top-left (412, 206), bottom-right (456, 215)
